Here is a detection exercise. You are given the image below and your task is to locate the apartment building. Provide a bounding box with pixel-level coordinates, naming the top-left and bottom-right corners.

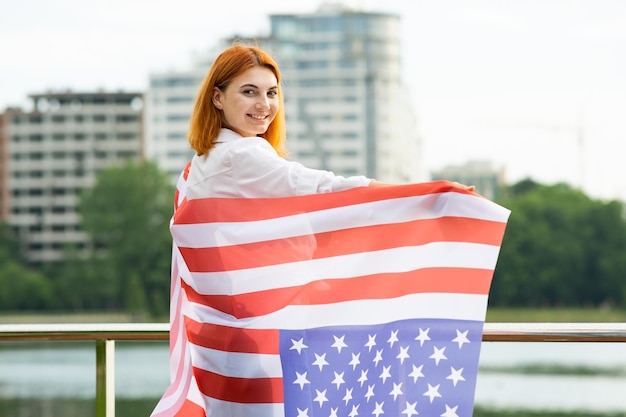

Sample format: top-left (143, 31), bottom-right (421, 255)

top-left (0, 91), bottom-right (143, 264)
top-left (267, 4), bottom-right (421, 182)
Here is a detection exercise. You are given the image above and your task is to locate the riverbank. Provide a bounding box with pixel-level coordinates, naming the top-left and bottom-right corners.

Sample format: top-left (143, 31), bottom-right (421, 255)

top-left (2, 307), bottom-right (625, 324)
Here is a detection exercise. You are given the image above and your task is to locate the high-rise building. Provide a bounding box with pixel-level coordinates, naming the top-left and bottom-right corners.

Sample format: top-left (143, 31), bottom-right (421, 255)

top-left (144, 5), bottom-right (421, 184)
top-left (0, 91), bottom-right (143, 264)
top-left (268, 3), bottom-right (421, 182)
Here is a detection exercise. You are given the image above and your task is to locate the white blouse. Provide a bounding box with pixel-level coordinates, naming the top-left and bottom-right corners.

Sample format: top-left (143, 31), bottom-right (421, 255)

top-left (186, 129), bottom-right (371, 199)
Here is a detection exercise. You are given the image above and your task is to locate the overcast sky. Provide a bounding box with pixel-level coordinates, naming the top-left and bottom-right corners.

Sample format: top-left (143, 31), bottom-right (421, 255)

top-left (2, 0), bottom-right (625, 200)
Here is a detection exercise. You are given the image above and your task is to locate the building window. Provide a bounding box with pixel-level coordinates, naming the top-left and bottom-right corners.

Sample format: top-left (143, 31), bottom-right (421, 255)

top-left (93, 115), bottom-right (107, 122)
top-left (116, 114), bottom-right (138, 122)
top-left (52, 115), bottom-right (65, 123)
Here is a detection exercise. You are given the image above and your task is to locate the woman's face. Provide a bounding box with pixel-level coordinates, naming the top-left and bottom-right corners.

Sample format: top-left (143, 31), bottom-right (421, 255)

top-left (212, 66), bottom-right (279, 138)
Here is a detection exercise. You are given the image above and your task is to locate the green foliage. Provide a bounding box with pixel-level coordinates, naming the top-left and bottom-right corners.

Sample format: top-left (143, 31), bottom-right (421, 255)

top-left (0, 223), bottom-right (53, 310)
top-left (65, 160), bottom-right (175, 316)
top-left (492, 179), bottom-right (626, 308)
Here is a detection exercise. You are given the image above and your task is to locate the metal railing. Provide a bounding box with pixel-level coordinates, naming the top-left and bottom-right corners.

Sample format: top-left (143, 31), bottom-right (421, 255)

top-left (1, 322), bottom-right (625, 417)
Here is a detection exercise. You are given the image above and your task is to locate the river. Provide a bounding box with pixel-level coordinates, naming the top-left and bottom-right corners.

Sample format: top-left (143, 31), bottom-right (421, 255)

top-left (1, 341), bottom-right (625, 413)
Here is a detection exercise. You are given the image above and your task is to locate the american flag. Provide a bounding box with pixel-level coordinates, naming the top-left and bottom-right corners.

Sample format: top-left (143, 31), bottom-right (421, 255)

top-left (150, 164), bottom-right (510, 417)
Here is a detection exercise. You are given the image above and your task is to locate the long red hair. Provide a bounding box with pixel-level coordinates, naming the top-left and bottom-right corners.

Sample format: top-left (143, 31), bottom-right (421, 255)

top-left (188, 44), bottom-right (287, 157)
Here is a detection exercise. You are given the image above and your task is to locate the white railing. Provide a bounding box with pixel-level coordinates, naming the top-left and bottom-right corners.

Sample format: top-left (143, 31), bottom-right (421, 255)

top-left (1, 322), bottom-right (625, 417)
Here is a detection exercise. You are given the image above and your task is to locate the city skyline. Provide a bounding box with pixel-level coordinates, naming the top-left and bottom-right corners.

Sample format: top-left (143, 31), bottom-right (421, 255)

top-left (2, 0), bottom-right (625, 200)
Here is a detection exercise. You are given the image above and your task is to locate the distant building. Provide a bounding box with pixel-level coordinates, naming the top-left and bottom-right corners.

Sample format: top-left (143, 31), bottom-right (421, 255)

top-left (0, 91), bottom-right (143, 264)
top-left (144, 5), bottom-right (421, 184)
top-left (431, 160), bottom-right (506, 200)
top-left (268, 4), bottom-right (421, 182)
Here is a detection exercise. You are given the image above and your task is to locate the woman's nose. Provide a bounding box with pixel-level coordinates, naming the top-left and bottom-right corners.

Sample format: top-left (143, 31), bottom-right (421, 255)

top-left (256, 96), bottom-right (270, 109)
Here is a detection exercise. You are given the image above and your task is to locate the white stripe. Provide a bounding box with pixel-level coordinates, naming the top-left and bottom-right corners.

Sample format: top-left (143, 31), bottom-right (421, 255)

top-left (203, 395), bottom-right (284, 417)
top-left (191, 344), bottom-right (282, 378)
top-left (185, 292), bottom-right (489, 330)
top-left (184, 242), bottom-right (501, 295)
top-left (172, 193), bottom-right (509, 248)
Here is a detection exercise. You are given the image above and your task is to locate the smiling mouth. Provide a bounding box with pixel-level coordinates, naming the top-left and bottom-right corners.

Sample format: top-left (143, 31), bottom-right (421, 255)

top-left (248, 114), bottom-right (268, 120)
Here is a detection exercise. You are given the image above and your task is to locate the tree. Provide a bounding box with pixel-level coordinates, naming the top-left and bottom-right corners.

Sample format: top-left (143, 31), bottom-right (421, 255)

top-left (491, 180), bottom-right (626, 308)
top-left (76, 160), bottom-right (175, 316)
top-left (0, 223), bottom-right (52, 311)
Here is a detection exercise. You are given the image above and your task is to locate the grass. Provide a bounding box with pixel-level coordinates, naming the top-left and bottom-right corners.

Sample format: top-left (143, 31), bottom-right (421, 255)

top-left (485, 307), bottom-right (626, 323)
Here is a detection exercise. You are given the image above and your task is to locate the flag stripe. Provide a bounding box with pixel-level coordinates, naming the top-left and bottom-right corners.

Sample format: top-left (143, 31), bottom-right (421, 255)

top-left (194, 367), bottom-right (284, 403)
top-left (174, 181), bottom-right (481, 224)
top-left (182, 267), bottom-right (493, 318)
top-left (172, 192), bottom-right (508, 249)
top-left (177, 216), bottom-right (506, 272)
top-left (181, 242), bottom-right (501, 296)
top-left (184, 317), bottom-right (280, 354)
top-left (185, 292), bottom-right (490, 332)
top-left (200, 396), bottom-right (283, 417)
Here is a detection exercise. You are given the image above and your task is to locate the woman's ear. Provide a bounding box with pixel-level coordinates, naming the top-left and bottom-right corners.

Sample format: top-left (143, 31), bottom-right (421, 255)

top-left (212, 87), bottom-right (223, 110)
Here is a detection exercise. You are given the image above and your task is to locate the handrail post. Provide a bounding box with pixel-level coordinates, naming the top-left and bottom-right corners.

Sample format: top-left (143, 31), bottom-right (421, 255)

top-left (96, 339), bottom-right (115, 417)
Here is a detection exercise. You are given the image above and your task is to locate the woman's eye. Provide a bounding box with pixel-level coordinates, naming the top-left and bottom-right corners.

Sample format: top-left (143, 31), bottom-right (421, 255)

top-left (268, 91), bottom-right (278, 97)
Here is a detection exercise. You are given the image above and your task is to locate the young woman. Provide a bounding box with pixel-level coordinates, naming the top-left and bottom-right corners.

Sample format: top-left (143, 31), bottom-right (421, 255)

top-left (184, 44), bottom-right (392, 201)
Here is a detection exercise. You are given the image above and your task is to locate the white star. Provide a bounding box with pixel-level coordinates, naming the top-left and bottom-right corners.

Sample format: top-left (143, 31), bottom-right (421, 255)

top-left (365, 384), bottom-right (376, 402)
top-left (296, 407), bottom-right (309, 417)
top-left (348, 404), bottom-right (360, 417)
top-left (447, 367), bottom-right (465, 387)
top-left (441, 405), bottom-right (459, 417)
top-left (293, 371), bottom-right (310, 389)
top-left (401, 401), bottom-right (418, 416)
top-left (430, 346), bottom-right (447, 365)
top-left (415, 328), bottom-right (431, 346)
top-left (452, 330), bottom-right (470, 349)
top-left (365, 334), bottom-right (377, 352)
top-left (373, 401), bottom-right (385, 417)
top-left (332, 371), bottom-right (346, 389)
top-left (387, 329), bottom-right (399, 347)
top-left (312, 353), bottom-right (329, 371)
top-left (379, 365), bottom-right (392, 383)
top-left (423, 383), bottom-right (442, 403)
top-left (349, 352), bottom-right (361, 370)
top-left (389, 382), bottom-right (403, 400)
top-left (313, 389), bottom-right (328, 407)
top-left (408, 364), bottom-right (425, 383)
top-left (396, 345), bottom-right (410, 364)
top-left (357, 369), bottom-right (369, 387)
top-left (329, 407), bottom-right (339, 417)
top-left (332, 335), bottom-right (348, 354)
top-left (373, 349), bottom-right (384, 366)
top-left (343, 387), bottom-right (353, 405)
top-left (290, 338), bottom-right (308, 354)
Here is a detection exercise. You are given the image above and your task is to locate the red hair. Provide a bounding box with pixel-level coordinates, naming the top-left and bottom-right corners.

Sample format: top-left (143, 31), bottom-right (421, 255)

top-left (188, 44), bottom-right (287, 157)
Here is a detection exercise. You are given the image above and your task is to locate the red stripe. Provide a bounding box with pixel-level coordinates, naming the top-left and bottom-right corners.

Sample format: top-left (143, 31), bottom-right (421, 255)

top-left (179, 217), bottom-right (506, 273)
top-left (194, 367), bottom-right (284, 404)
top-left (182, 267), bottom-right (493, 319)
top-left (174, 181), bottom-right (475, 224)
top-left (184, 316), bottom-right (280, 354)
top-left (173, 399), bottom-right (206, 417)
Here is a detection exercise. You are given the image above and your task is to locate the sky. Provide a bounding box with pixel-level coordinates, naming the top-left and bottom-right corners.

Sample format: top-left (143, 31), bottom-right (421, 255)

top-left (2, 0), bottom-right (625, 201)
